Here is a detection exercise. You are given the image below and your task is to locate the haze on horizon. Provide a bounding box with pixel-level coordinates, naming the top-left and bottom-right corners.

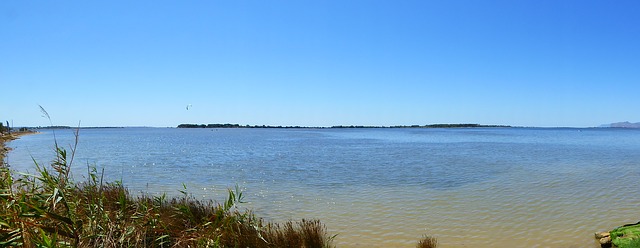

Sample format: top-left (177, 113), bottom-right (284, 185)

top-left (2, 1), bottom-right (639, 128)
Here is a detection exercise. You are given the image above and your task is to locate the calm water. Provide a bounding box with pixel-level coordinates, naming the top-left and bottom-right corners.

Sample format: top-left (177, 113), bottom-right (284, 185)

top-left (7, 127), bottom-right (640, 247)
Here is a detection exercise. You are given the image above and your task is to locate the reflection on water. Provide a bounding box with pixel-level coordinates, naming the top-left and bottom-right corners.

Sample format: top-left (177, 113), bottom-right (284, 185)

top-left (7, 128), bottom-right (640, 247)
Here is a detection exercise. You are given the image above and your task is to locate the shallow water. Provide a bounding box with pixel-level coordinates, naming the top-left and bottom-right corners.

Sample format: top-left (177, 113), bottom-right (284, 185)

top-left (7, 127), bottom-right (640, 247)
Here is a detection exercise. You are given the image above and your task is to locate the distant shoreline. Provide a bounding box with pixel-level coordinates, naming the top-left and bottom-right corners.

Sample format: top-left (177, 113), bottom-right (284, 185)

top-left (177, 123), bottom-right (512, 129)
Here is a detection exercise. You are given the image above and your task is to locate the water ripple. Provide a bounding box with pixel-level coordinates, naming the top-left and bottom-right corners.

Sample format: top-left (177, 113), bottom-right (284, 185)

top-left (7, 128), bottom-right (640, 247)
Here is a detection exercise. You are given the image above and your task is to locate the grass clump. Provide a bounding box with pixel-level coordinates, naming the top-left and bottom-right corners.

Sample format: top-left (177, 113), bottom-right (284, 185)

top-left (610, 223), bottom-right (640, 248)
top-left (416, 235), bottom-right (438, 248)
top-left (0, 127), bottom-right (334, 247)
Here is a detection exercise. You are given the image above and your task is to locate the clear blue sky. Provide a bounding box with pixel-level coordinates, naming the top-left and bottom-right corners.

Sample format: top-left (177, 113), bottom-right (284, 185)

top-left (2, 1), bottom-right (639, 127)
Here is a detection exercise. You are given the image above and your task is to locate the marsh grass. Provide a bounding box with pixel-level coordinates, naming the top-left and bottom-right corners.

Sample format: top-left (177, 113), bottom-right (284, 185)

top-left (1, 156), bottom-right (334, 247)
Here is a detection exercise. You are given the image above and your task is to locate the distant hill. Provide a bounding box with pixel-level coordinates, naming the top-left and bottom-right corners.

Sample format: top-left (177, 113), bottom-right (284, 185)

top-left (603, 122), bottom-right (640, 128)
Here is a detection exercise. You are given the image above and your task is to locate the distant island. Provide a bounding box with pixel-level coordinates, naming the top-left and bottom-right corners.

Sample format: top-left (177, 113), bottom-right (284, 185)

top-left (177, 123), bottom-right (511, 129)
top-left (602, 122), bottom-right (640, 128)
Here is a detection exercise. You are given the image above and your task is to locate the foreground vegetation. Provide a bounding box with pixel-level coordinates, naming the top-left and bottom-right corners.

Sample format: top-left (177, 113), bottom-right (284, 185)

top-left (597, 222), bottom-right (640, 248)
top-left (610, 223), bottom-right (640, 248)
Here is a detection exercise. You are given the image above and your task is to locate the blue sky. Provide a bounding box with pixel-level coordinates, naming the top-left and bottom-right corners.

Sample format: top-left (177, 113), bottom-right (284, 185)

top-left (1, 1), bottom-right (639, 127)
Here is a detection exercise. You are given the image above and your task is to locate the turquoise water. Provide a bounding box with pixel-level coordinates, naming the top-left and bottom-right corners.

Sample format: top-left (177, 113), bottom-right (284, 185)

top-left (7, 128), bottom-right (640, 247)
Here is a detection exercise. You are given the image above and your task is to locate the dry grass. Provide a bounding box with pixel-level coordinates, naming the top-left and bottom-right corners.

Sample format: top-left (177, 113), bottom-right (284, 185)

top-left (417, 235), bottom-right (438, 248)
top-left (1, 164), bottom-right (335, 247)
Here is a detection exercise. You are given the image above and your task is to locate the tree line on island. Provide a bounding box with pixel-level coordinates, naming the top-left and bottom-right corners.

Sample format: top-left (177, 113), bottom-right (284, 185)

top-left (177, 123), bottom-right (511, 129)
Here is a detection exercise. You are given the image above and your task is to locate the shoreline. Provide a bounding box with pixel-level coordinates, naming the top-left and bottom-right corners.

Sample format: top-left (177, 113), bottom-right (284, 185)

top-left (0, 131), bottom-right (37, 164)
